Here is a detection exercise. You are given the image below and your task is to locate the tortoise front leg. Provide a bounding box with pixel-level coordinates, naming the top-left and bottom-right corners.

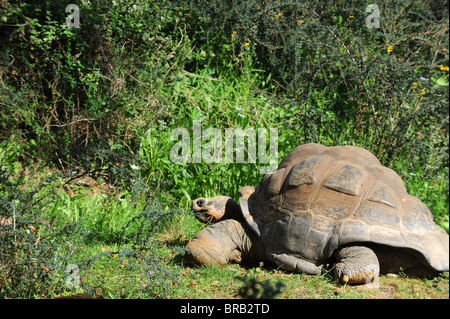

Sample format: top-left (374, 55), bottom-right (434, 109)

top-left (185, 219), bottom-right (245, 266)
top-left (334, 246), bottom-right (380, 284)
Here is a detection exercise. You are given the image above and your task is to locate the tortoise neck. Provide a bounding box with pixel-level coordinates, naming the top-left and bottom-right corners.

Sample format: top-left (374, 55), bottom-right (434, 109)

top-left (221, 198), bottom-right (244, 222)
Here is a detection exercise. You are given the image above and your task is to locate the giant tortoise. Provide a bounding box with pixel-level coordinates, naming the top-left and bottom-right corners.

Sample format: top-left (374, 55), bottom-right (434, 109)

top-left (186, 143), bottom-right (449, 284)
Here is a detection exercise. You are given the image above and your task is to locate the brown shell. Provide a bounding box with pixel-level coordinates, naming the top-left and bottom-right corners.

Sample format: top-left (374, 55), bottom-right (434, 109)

top-left (239, 143), bottom-right (449, 272)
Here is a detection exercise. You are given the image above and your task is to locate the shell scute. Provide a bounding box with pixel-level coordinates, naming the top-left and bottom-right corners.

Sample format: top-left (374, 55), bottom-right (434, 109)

top-left (323, 164), bottom-right (365, 195)
top-left (367, 182), bottom-right (398, 208)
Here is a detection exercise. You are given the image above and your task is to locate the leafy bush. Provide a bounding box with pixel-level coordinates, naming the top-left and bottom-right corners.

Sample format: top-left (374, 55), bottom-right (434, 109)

top-left (0, 0), bottom-right (192, 164)
top-left (0, 168), bottom-right (72, 298)
top-left (192, 0), bottom-right (448, 170)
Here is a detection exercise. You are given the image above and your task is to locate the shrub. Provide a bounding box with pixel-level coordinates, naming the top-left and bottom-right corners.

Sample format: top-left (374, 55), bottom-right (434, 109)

top-left (0, 0), bottom-right (192, 164)
top-left (192, 0), bottom-right (449, 174)
top-left (0, 168), bottom-right (74, 298)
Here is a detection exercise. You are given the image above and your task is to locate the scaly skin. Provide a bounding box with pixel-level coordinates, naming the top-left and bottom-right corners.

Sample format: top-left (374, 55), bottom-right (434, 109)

top-left (334, 246), bottom-right (380, 284)
top-left (186, 196), bottom-right (267, 266)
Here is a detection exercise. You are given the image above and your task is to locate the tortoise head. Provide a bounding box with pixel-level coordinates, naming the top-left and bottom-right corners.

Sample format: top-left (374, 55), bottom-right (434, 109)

top-left (191, 196), bottom-right (241, 223)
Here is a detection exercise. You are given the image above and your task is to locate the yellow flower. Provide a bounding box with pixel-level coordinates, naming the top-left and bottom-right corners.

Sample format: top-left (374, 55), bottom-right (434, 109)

top-left (244, 42), bottom-right (250, 47)
top-left (276, 12), bottom-right (282, 20)
top-left (440, 65), bottom-right (449, 71)
top-left (232, 31), bottom-right (236, 38)
top-left (387, 45), bottom-right (393, 54)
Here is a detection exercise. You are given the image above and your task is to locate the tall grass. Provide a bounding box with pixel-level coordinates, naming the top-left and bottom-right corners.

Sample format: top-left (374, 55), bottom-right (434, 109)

top-left (138, 58), bottom-right (284, 207)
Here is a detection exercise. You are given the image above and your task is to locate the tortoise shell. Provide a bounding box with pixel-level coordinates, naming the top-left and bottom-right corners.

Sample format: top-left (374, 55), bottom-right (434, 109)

top-left (239, 143), bottom-right (449, 272)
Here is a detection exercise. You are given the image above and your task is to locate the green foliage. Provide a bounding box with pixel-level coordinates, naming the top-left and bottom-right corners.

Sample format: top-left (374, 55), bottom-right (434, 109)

top-left (1, 0), bottom-right (192, 163)
top-left (0, 136), bottom-right (27, 178)
top-left (193, 0), bottom-right (449, 170)
top-left (0, 168), bottom-right (70, 298)
top-left (138, 61), bottom-right (277, 205)
top-left (2, 0), bottom-right (447, 221)
top-left (0, 168), bottom-right (184, 298)
top-left (137, 0), bottom-right (449, 229)
top-left (237, 275), bottom-right (285, 299)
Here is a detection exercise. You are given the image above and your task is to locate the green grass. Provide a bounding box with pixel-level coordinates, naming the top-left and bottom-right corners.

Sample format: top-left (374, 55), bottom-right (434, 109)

top-left (406, 168), bottom-right (449, 232)
top-left (138, 61), bottom-right (283, 208)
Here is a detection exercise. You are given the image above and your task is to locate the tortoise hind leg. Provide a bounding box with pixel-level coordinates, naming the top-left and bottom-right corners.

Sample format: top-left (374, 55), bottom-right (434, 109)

top-left (334, 246), bottom-right (380, 284)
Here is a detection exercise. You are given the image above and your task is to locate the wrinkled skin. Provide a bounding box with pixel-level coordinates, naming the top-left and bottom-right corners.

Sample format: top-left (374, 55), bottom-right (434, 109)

top-left (185, 196), bottom-right (382, 284)
top-left (186, 196), bottom-right (267, 267)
